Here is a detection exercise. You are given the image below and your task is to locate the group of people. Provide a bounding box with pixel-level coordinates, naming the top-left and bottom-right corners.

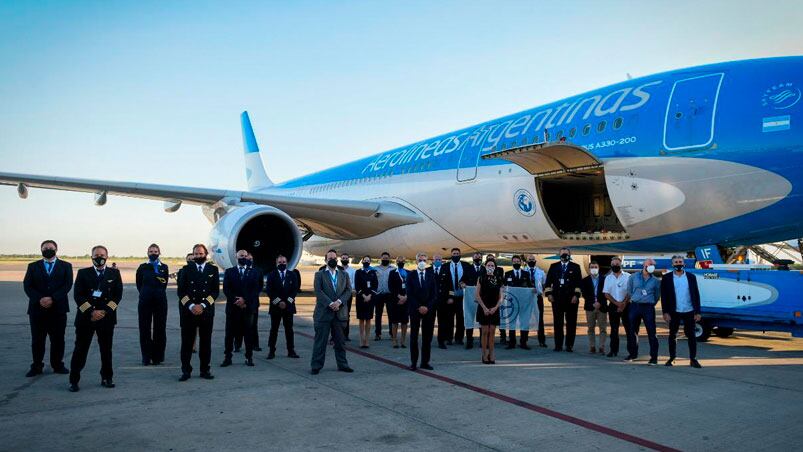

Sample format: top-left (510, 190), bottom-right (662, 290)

top-left (22, 240), bottom-right (703, 392)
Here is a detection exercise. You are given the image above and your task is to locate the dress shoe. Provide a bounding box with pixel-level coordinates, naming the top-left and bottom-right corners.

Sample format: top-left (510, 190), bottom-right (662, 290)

top-left (553, 347), bottom-right (563, 352)
top-left (665, 358), bottom-right (675, 367)
top-left (565, 347), bottom-right (573, 353)
top-left (53, 367), bottom-right (70, 375)
top-left (245, 359), bottom-right (254, 367)
top-left (623, 355), bottom-right (636, 361)
top-left (607, 351), bottom-right (617, 358)
top-left (179, 373), bottom-right (191, 382)
top-left (68, 383), bottom-right (79, 392)
top-left (408, 365), bottom-right (417, 371)
top-left (253, 346), bottom-right (263, 352)
top-left (101, 379), bottom-right (115, 388)
top-left (420, 364), bottom-right (433, 370)
top-left (359, 345), bottom-right (369, 349)
top-left (590, 346), bottom-right (597, 353)
top-left (489, 360), bottom-right (496, 364)
top-left (506, 343), bottom-right (516, 350)
top-left (438, 344), bottom-right (447, 350)
top-left (267, 351), bottom-right (276, 360)
top-left (538, 342), bottom-right (548, 348)
top-left (393, 344), bottom-right (400, 349)
top-left (234, 347), bottom-right (241, 353)
top-left (200, 372), bottom-right (215, 380)
top-left (310, 368), bottom-right (320, 375)
top-left (142, 360), bottom-right (151, 366)
top-left (690, 359), bottom-right (703, 369)
top-left (338, 367), bottom-right (354, 373)
top-left (220, 359), bottom-right (232, 367)
top-left (446, 340), bottom-right (453, 345)
top-left (455, 340), bottom-right (464, 345)
top-left (374, 336), bottom-right (381, 341)
top-left (465, 343), bottom-right (473, 350)
top-left (288, 352), bottom-right (300, 358)
top-left (598, 349), bottom-right (606, 355)
top-left (519, 343), bottom-right (531, 350)
top-left (401, 344), bottom-right (407, 349)
top-left (25, 368), bottom-right (43, 378)
top-left (648, 358), bottom-right (658, 366)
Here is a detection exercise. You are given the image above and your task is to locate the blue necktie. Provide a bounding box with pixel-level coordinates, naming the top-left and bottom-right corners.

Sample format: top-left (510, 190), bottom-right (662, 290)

top-left (45, 261), bottom-right (52, 275)
top-left (152, 261), bottom-right (159, 274)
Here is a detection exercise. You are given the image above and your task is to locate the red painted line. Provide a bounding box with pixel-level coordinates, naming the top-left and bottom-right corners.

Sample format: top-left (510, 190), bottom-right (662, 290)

top-left (297, 331), bottom-right (679, 452)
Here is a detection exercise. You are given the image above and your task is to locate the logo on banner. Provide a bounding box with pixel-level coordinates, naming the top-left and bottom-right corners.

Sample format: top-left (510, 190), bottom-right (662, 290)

top-left (514, 189), bottom-right (535, 217)
top-left (501, 289), bottom-right (522, 322)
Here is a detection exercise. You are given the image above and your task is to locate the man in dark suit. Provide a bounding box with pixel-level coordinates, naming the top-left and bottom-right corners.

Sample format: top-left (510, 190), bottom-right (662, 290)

top-left (544, 247), bottom-right (583, 352)
top-left (221, 249), bottom-right (263, 367)
top-left (310, 249), bottom-right (353, 374)
top-left (438, 248), bottom-right (471, 349)
top-left (266, 254), bottom-right (299, 359)
top-left (429, 254), bottom-right (448, 349)
top-left (502, 255), bottom-right (533, 349)
top-left (235, 252), bottom-right (261, 353)
top-left (407, 252), bottom-right (437, 370)
top-left (68, 245), bottom-right (123, 392)
top-left (661, 255), bottom-right (703, 368)
top-left (23, 239), bottom-right (73, 377)
top-left (177, 244), bottom-right (220, 381)
top-left (581, 261), bottom-right (607, 354)
top-left (135, 243), bottom-right (169, 366)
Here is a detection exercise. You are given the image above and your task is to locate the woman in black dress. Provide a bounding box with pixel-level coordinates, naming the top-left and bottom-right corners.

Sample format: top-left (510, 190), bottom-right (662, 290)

top-left (387, 258), bottom-right (410, 349)
top-left (354, 256), bottom-right (378, 348)
top-left (476, 259), bottom-right (503, 364)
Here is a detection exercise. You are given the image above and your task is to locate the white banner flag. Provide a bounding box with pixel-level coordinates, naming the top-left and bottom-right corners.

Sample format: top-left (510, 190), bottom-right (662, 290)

top-left (463, 286), bottom-right (539, 331)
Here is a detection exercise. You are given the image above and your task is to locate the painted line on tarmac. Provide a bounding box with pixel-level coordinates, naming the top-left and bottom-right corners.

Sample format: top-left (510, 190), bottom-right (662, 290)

top-left (297, 330), bottom-right (679, 452)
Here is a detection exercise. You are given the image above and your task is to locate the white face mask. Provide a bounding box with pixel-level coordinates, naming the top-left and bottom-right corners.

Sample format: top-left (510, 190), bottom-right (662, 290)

top-left (646, 265), bottom-right (656, 273)
top-left (486, 266), bottom-right (495, 274)
top-left (417, 261), bottom-right (426, 271)
top-left (589, 268), bottom-right (599, 276)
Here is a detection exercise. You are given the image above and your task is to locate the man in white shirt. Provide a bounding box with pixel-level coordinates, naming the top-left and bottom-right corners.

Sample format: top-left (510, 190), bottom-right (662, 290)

top-left (602, 257), bottom-right (630, 358)
top-left (661, 255), bottom-right (703, 368)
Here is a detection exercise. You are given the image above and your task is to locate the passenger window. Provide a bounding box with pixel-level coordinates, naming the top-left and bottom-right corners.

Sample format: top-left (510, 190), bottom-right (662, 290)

top-left (613, 117), bottom-right (623, 130)
top-left (569, 127), bottom-right (576, 138)
top-left (582, 124), bottom-right (591, 136)
top-left (597, 121), bottom-right (607, 133)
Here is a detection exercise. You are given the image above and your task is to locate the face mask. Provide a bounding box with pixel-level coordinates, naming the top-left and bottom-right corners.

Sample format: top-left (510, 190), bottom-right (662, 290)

top-left (417, 261), bottom-right (426, 271)
top-left (362, 262), bottom-right (371, 269)
top-left (473, 258), bottom-right (482, 265)
top-left (397, 262), bottom-right (405, 269)
top-left (527, 261), bottom-right (536, 268)
top-left (327, 258), bottom-right (338, 268)
top-left (277, 263), bottom-right (287, 271)
top-left (589, 268), bottom-right (599, 276)
top-left (381, 259), bottom-right (390, 266)
top-left (512, 263), bottom-right (521, 270)
top-left (486, 266), bottom-right (495, 274)
top-left (451, 255), bottom-right (461, 263)
top-left (238, 257), bottom-right (248, 266)
top-left (560, 253), bottom-right (570, 262)
top-left (93, 257), bottom-right (106, 267)
top-left (646, 265), bottom-right (656, 273)
top-left (611, 265), bottom-right (621, 273)
top-left (341, 259), bottom-right (349, 266)
top-left (42, 249), bottom-right (56, 259)
top-left (194, 256), bottom-right (206, 264)
top-left (148, 254), bottom-right (159, 262)
top-left (674, 264), bottom-right (684, 271)
top-left (245, 259), bottom-right (253, 267)
top-left (434, 261), bottom-right (442, 267)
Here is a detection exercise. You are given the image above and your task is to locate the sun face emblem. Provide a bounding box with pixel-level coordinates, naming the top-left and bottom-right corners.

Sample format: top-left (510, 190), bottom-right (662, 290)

top-left (762, 83), bottom-right (801, 110)
top-left (514, 189), bottom-right (535, 217)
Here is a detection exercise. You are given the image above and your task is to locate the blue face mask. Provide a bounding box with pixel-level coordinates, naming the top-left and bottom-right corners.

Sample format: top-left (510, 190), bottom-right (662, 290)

top-left (434, 261), bottom-right (442, 268)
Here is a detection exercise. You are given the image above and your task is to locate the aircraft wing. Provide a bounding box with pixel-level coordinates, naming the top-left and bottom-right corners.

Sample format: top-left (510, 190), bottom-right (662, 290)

top-left (0, 171), bottom-right (422, 239)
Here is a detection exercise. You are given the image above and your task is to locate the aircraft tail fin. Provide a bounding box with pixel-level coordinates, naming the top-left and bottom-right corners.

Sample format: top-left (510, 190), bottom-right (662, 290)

top-left (240, 111), bottom-right (274, 190)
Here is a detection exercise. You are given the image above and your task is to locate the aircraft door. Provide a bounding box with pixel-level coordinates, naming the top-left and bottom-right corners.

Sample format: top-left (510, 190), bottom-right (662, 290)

top-left (663, 73), bottom-right (724, 151)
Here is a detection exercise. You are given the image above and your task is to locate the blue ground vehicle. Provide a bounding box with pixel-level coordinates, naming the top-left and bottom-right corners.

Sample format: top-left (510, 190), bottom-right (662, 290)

top-left (688, 265), bottom-right (803, 341)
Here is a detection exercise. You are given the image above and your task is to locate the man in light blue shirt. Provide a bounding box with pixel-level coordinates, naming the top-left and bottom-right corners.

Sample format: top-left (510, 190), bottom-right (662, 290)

top-left (624, 258), bottom-right (660, 365)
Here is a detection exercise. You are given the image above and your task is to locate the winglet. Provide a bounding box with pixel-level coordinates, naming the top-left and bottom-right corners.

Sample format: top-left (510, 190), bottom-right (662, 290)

top-left (240, 111), bottom-right (274, 190)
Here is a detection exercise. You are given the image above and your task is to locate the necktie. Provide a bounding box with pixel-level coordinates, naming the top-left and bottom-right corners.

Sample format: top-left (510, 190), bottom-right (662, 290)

top-left (198, 265), bottom-right (202, 272)
top-left (453, 263), bottom-right (459, 290)
top-left (419, 271), bottom-right (424, 286)
top-left (515, 270), bottom-right (519, 279)
top-left (280, 271), bottom-right (285, 283)
top-left (45, 261), bottom-right (52, 275)
top-left (239, 267), bottom-right (244, 279)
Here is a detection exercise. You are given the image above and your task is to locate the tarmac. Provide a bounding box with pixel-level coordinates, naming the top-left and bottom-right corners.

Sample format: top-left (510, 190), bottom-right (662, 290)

top-left (1, 262), bottom-right (803, 451)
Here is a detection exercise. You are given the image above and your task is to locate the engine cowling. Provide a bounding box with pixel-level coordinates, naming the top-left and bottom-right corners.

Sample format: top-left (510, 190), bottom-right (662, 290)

top-left (208, 204), bottom-right (303, 273)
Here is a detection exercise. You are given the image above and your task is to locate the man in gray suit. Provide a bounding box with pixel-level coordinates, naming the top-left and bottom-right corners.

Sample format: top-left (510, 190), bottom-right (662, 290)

top-left (310, 249), bottom-right (354, 375)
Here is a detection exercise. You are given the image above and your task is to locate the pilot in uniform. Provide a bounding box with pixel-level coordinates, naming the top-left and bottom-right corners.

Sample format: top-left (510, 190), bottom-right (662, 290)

top-left (177, 244), bottom-right (220, 381)
top-left (135, 244), bottom-right (169, 366)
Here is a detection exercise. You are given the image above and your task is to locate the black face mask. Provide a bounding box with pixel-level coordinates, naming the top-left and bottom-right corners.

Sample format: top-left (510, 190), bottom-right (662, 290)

top-left (237, 257), bottom-right (248, 266)
top-left (397, 262), bottom-right (405, 269)
top-left (277, 263), bottom-right (287, 271)
top-left (560, 253), bottom-right (570, 262)
top-left (673, 264), bottom-right (684, 271)
top-left (245, 259), bottom-right (253, 267)
top-left (611, 265), bottom-right (621, 273)
top-left (451, 255), bottom-right (461, 263)
top-left (527, 261), bottom-right (536, 268)
top-left (473, 258), bottom-right (482, 265)
top-left (362, 262), bottom-right (371, 269)
top-left (381, 259), bottom-right (390, 266)
top-left (341, 259), bottom-right (350, 266)
top-left (512, 263), bottom-right (521, 270)
top-left (327, 258), bottom-right (338, 268)
top-left (148, 254), bottom-right (159, 262)
top-left (42, 249), bottom-right (56, 259)
top-left (93, 257), bottom-right (106, 267)
top-left (194, 256), bottom-right (206, 264)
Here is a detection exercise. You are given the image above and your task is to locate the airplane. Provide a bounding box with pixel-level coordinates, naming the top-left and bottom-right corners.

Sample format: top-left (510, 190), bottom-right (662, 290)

top-left (2, 56), bottom-right (802, 273)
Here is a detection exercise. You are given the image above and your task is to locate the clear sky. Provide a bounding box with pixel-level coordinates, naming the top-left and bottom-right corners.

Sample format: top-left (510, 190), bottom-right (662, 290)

top-left (1, 1), bottom-right (802, 257)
